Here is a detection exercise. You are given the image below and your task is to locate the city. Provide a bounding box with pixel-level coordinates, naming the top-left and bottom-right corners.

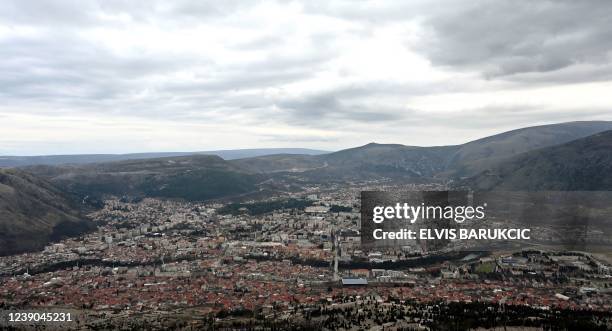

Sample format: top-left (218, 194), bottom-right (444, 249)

top-left (2, 183), bottom-right (610, 329)
top-left (3, 0), bottom-right (612, 330)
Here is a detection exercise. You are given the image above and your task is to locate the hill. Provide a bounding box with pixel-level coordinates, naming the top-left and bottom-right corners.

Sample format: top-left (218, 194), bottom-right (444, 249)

top-left (5, 121), bottom-right (612, 256)
top-left (232, 121), bottom-right (612, 182)
top-left (200, 148), bottom-right (328, 160)
top-left (233, 143), bottom-right (458, 181)
top-left (459, 130), bottom-right (612, 190)
top-left (0, 169), bottom-right (93, 255)
top-left (313, 143), bottom-right (457, 181)
top-left (0, 148), bottom-right (329, 168)
top-left (13, 121), bottom-right (612, 200)
top-left (444, 121), bottom-right (612, 177)
top-left (231, 154), bottom-right (327, 173)
top-left (28, 155), bottom-right (263, 202)
top-left (5, 121), bottom-right (611, 179)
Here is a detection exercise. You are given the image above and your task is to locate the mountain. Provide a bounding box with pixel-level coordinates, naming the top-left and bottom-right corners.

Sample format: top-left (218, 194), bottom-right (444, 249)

top-left (0, 169), bottom-right (93, 255)
top-left (25, 143), bottom-right (459, 204)
top-left (232, 154), bottom-right (327, 173)
top-left (5, 120), bottom-right (612, 256)
top-left (232, 121), bottom-right (612, 181)
top-left (14, 121), bottom-right (612, 201)
top-left (233, 143), bottom-right (458, 181)
top-left (0, 148), bottom-right (329, 168)
top-left (310, 143), bottom-right (457, 181)
top-left (444, 121), bottom-right (612, 177)
top-left (4, 121), bottom-right (610, 177)
top-left (27, 155), bottom-right (264, 202)
top-left (200, 148), bottom-right (328, 160)
top-left (459, 130), bottom-right (612, 190)
top-left (0, 152), bottom-right (193, 168)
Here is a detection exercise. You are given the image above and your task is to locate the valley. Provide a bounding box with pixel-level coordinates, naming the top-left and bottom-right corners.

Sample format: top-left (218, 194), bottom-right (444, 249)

top-left (3, 121), bottom-right (612, 255)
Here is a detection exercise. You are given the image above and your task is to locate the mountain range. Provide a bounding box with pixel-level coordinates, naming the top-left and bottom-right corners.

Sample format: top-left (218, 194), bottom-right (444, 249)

top-left (2, 120), bottom-right (612, 254)
top-left (10, 120), bottom-right (612, 200)
top-left (234, 121), bottom-right (612, 182)
top-left (0, 148), bottom-right (329, 168)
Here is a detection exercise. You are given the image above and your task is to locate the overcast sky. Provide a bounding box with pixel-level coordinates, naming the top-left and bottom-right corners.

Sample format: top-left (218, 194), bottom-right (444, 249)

top-left (1, 0), bottom-right (612, 155)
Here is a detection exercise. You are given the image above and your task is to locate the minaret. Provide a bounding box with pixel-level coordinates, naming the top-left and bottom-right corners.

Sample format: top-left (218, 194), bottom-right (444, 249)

top-left (333, 245), bottom-right (339, 281)
top-left (332, 229), bottom-right (339, 281)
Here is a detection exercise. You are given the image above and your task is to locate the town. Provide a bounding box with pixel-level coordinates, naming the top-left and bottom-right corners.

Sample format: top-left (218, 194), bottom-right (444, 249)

top-left (1, 183), bottom-right (611, 330)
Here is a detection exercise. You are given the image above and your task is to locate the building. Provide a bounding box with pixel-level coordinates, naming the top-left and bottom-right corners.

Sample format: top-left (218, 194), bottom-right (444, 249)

top-left (341, 278), bottom-right (368, 286)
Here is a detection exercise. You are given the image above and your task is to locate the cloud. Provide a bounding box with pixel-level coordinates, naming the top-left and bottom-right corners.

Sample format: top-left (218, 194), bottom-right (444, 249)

top-left (0, 0), bottom-right (611, 154)
top-left (420, 0), bottom-right (612, 81)
top-left (268, 80), bottom-right (457, 128)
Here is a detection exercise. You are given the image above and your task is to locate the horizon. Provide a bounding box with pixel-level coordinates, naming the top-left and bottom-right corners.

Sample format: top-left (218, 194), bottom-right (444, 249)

top-left (2, 119), bottom-right (612, 157)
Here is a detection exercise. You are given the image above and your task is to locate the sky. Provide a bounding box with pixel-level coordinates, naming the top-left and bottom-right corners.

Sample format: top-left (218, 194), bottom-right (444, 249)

top-left (1, 0), bottom-right (612, 155)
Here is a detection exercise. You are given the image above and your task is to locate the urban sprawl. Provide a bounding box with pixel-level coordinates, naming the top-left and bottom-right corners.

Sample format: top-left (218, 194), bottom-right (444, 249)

top-left (1, 183), bottom-right (611, 330)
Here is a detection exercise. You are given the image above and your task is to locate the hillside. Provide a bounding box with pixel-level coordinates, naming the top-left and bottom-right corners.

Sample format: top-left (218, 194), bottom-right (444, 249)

top-left (313, 143), bottom-right (457, 181)
top-left (444, 121), bottom-right (612, 177)
top-left (12, 121), bottom-right (612, 201)
top-left (200, 148), bottom-right (328, 160)
top-left (0, 169), bottom-right (93, 255)
top-left (233, 143), bottom-right (458, 181)
top-left (6, 121), bottom-right (612, 184)
top-left (0, 148), bottom-right (329, 168)
top-left (231, 154), bottom-right (327, 173)
top-left (28, 155), bottom-right (263, 202)
top-left (459, 130), bottom-right (612, 190)
top-left (232, 121), bottom-right (612, 182)
top-left (3, 121), bottom-right (612, 256)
